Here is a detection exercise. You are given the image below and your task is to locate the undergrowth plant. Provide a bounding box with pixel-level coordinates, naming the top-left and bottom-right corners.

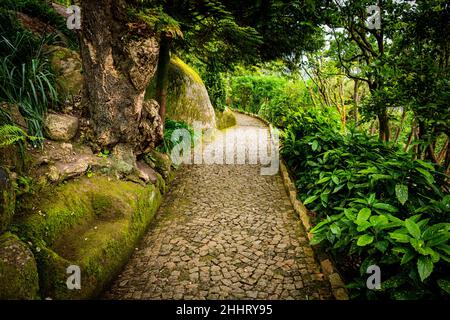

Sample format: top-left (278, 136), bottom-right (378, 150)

top-left (280, 107), bottom-right (449, 299)
top-left (157, 118), bottom-right (195, 154)
top-left (0, 32), bottom-right (58, 146)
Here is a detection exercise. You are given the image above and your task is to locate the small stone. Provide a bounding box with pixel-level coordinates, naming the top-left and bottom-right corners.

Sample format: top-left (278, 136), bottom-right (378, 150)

top-left (320, 259), bottom-right (334, 275)
top-left (44, 113), bottom-right (79, 141)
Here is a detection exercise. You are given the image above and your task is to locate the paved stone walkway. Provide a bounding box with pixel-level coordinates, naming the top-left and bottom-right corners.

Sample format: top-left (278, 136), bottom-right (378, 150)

top-left (103, 112), bottom-right (333, 300)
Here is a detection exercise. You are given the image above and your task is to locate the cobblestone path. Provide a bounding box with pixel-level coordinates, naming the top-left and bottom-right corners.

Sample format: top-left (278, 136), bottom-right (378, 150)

top-left (103, 112), bottom-right (333, 300)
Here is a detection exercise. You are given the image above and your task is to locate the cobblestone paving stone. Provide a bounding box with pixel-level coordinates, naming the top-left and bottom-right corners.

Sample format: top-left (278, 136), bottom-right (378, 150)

top-left (103, 113), bottom-right (333, 300)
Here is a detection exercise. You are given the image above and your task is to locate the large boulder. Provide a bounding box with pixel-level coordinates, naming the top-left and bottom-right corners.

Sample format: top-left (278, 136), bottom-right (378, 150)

top-left (46, 46), bottom-right (83, 98)
top-left (44, 113), bottom-right (79, 141)
top-left (14, 176), bottom-right (162, 299)
top-left (0, 232), bottom-right (40, 300)
top-left (147, 57), bottom-right (216, 129)
top-left (0, 167), bottom-right (15, 233)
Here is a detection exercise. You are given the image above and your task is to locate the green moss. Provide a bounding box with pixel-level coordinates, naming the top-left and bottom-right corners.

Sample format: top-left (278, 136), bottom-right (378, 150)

top-left (13, 175), bottom-right (163, 299)
top-left (170, 56), bottom-right (203, 85)
top-left (216, 108), bottom-right (237, 130)
top-left (144, 57), bottom-right (216, 129)
top-left (144, 150), bottom-right (174, 183)
top-left (0, 167), bottom-right (15, 233)
top-left (0, 232), bottom-right (40, 300)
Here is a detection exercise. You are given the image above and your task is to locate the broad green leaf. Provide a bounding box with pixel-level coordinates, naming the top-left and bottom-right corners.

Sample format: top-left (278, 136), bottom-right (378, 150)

top-left (395, 184), bottom-right (408, 205)
top-left (311, 140), bottom-right (319, 151)
top-left (374, 240), bottom-right (389, 253)
top-left (309, 233), bottom-right (326, 245)
top-left (401, 250), bottom-right (416, 265)
top-left (436, 244), bottom-right (450, 256)
top-left (427, 234), bottom-right (450, 247)
top-left (371, 174), bottom-right (392, 181)
top-left (316, 177), bottom-right (330, 184)
top-left (331, 175), bottom-right (340, 185)
top-left (310, 220), bottom-right (329, 233)
top-left (370, 215), bottom-right (389, 228)
top-left (415, 167), bottom-right (435, 184)
top-left (405, 218), bottom-right (421, 239)
top-left (389, 232), bottom-right (410, 243)
top-left (303, 195), bottom-right (318, 205)
top-left (381, 275), bottom-right (407, 290)
top-left (410, 238), bottom-right (426, 254)
top-left (415, 159), bottom-right (434, 171)
top-left (356, 221), bottom-right (372, 232)
top-left (437, 279), bottom-right (450, 295)
top-left (330, 223), bottom-right (341, 236)
top-left (417, 256), bottom-right (434, 282)
top-left (357, 234), bottom-right (374, 246)
top-left (423, 223), bottom-right (450, 240)
top-left (357, 208), bottom-right (371, 222)
top-left (320, 192), bottom-right (329, 204)
top-left (373, 203), bottom-right (398, 213)
top-left (343, 209), bottom-right (356, 220)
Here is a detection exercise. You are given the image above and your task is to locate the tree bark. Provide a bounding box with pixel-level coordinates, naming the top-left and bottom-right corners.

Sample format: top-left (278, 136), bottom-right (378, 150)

top-left (377, 109), bottom-right (390, 142)
top-left (352, 79), bottom-right (360, 125)
top-left (155, 35), bottom-right (171, 126)
top-left (79, 0), bottom-right (163, 154)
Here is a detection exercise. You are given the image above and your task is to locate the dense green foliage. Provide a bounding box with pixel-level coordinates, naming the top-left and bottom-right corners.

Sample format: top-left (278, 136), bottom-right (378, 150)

top-left (0, 0), bottom-right (448, 301)
top-left (224, 1), bottom-right (449, 298)
top-left (157, 118), bottom-right (195, 154)
top-left (228, 71), bottom-right (312, 127)
top-left (279, 108), bottom-right (449, 299)
top-left (0, 0), bottom-right (80, 147)
top-left (0, 29), bottom-right (57, 146)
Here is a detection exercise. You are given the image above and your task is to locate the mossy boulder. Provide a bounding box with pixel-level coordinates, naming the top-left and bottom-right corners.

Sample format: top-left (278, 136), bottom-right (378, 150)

top-left (0, 167), bottom-right (15, 233)
top-left (145, 56), bottom-right (216, 129)
top-left (46, 46), bottom-right (83, 98)
top-left (13, 175), bottom-right (162, 299)
top-left (0, 232), bottom-right (40, 300)
top-left (143, 150), bottom-right (175, 183)
top-left (216, 108), bottom-right (237, 130)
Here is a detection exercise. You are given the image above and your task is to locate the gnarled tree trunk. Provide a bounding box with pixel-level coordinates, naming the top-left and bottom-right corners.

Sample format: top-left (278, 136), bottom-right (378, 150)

top-left (79, 0), bottom-right (163, 154)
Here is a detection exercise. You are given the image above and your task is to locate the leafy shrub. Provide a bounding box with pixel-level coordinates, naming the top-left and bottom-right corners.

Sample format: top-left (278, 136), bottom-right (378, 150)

top-left (228, 75), bottom-right (287, 115)
top-left (204, 69), bottom-right (227, 112)
top-left (157, 118), bottom-right (195, 154)
top-left (228, 75), bottom-right (313, 126)
top-left (281, 107), bottom-right (449, 299)
top-left (0, 32), bottom-right (58, 145)
top-left (0, 124), bottom-right (28, 148)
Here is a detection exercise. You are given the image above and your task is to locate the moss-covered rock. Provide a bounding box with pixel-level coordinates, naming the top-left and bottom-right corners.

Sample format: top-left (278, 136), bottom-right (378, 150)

top-left (216, 108), bottom-right (237, 130)
top-left (13, 175), bottom-right (162, 299)
top-left (143, 150), bottom-right (175, 183)
top-left (0, 167), bottom-right (15, 233)
top-left (0, 232), bottom-right (40, 300)
top-left (46, 45), bottom-right (83, 98)
top-left (145, 56), bottom-right (216, 129)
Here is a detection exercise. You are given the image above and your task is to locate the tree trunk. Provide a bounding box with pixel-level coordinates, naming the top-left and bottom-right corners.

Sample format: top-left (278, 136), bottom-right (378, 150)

top-left (369, 81), bottom-right (390, 142)
top-left (155, 35), bottom-right (171, 126)
top-left (353, 79), bottom-right (360, 125)
top-left (79, 0), bottom-right (163, 154)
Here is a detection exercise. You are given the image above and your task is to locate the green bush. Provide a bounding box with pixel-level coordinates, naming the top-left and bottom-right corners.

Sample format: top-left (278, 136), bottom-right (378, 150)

top-left (281, 107), bottom-right (450, 299)
top-left (228, 75), bottom-right (313, 126)
top-left (157, 118), bottom-right (195, 154)
top-left (0, 32), bottom-right (58, 145)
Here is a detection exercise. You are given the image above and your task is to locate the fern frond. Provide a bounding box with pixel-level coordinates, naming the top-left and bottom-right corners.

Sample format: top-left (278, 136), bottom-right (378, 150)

top-left (0, 124), bottom-right (27, 148)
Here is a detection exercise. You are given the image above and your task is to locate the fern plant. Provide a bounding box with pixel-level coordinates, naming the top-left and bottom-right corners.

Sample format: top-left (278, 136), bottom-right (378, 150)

top-left (0, 124), bottom-right (27, 148)
top-left (0, 32), bottom-right (58, 146)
